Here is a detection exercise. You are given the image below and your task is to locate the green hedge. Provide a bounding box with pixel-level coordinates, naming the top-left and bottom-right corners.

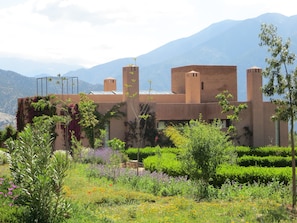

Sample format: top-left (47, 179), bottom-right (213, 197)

top-left (215, 165), bottom-right (291, 186)
top-left (125, 147), bottom-right (182, 162)
top-left (237, 155), bottom-right (293, 167)
top-left (143, 153), bottom-right (186, 177)
top-left (234, 146), bottom-right (291, 157)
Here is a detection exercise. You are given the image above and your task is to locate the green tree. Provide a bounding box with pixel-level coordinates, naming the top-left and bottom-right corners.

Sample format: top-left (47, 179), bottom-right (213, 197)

top-left (216, 90), bottom-right (248, 143)
top-left (6, 116), bottom-right (71, 223)
top-left (78, 93), bottom-right (99, 148)
top-left (78, 93), bottom-right (125, 148)
top-left (165, 119), bottom-right (233, 183)
top-left (259, 23), bottom-right (297, 208)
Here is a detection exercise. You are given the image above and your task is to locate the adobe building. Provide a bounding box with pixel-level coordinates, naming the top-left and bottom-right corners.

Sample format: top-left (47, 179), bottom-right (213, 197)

top-left (17, 65), bottom-right (288, 149)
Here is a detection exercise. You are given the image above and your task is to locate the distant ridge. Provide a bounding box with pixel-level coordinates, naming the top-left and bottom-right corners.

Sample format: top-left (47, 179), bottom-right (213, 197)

top-left (64, 13), bottom-right (297, 101)
top-left (0, 69), bottom-right (103, 115)
top-left (1, 13), bottom-right (297, 118)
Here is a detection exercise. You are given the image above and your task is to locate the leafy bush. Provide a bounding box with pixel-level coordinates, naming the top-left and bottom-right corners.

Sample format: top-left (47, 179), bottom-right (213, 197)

top-left (166, 119), bottom-right (234, 182)
top-left (125, 146), bottom-right (182, 162)
top-left (6, 120), bottom-right (71, 223)
top-left (215, 165), bottom-right (291, 186)
top-left (143, 153), bottom-right (186, 177)
top-left (234, 146), bottom-right (291, 157)
top-left (237, 155), bottom-right (293, 167)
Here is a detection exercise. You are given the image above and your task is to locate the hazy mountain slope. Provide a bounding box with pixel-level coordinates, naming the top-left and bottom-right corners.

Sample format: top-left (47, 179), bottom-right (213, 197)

top-left (0, 69), bottom-right (103, 115)
top-left (0, 112), bottom-right (16, 129)
top-left (65, 13), bottom-right (297, 100)
top-left (0, 57), bottom-right (82, 77)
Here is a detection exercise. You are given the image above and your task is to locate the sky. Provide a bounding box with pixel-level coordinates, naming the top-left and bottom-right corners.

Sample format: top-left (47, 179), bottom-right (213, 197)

top-left (0, 0), bottom-right (296, 69)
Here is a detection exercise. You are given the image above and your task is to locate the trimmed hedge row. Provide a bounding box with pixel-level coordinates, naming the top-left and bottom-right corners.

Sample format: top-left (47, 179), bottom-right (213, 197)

top-left (215, 165), bottom-right (291, 185)
top-left (142, 153), bottom-right (186, 177)
top-left (125, 147), bottom-right (182, 162)
top-left (237, 155), bottom-right (293, 167)
top-left (234, 146), bottom-right (291, 157)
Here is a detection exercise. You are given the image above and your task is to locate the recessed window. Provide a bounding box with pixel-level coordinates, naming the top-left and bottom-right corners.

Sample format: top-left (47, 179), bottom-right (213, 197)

top-left (201, 82), bottom-right (204, 90)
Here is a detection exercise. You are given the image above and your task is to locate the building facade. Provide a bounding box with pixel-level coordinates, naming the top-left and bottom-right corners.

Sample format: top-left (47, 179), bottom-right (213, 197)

top-left (18, 65), bottom-right (288, 149)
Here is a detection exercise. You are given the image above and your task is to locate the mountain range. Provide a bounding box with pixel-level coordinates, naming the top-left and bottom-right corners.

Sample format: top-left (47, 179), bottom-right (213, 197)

top-left (64, 13), bottom-right (297, 101)
top-left (0, 13), bottom-right (297, 127)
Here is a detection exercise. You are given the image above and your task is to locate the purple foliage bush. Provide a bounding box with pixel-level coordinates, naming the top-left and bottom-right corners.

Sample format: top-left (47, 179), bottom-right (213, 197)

top-left (88, 164), bottom-right (190, 196)
top-left (81, 147), bottom-right (124, 164)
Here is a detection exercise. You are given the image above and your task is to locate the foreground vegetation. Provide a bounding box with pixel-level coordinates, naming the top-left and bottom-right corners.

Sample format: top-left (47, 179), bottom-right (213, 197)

top-left (1, 163), bottom-right (297, 222)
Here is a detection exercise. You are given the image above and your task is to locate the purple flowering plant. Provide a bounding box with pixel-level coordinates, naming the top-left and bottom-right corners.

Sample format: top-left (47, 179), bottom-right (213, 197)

top-left (0, 177), bottom-right (20, 207)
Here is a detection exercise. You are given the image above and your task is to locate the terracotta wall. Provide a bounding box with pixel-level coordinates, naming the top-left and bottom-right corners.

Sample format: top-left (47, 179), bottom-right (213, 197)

top-left (171, 65), bottom-right (237, 102)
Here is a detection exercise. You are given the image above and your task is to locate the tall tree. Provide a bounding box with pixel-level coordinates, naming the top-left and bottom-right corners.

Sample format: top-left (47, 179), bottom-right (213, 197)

top-left (259, 23), bottom-right (297, 208)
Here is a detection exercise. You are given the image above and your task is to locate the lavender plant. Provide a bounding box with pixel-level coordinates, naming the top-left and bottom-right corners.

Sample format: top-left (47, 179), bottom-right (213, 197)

top-left (88, 164), bottom-right (190, 196)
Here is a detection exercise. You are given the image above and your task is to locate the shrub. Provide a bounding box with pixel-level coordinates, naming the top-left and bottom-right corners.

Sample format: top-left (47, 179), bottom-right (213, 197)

top-left (125, 146), bottom-right (182, 162)
top-left (6, 120), bottom-right (71, 223)
top-left (237, 155), bottom-right (292, 167)
top-left (143, 153), bottom-right (186, 177)
top-left (166, 119), bottom-right (234, 182)
top-left (214, 165), bottom-right (291, 186)
top-left (234, 146), bottom-right (291, 157)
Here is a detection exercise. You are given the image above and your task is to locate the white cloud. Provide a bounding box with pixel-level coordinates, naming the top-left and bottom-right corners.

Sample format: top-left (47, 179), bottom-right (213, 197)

top-left (0, 0), bottom-right (296, 68)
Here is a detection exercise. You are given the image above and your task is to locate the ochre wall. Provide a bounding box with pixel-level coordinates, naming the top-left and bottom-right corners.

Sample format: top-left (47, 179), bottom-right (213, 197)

top-left (171, 65), bottom-right (237, 102)
top-left (18, 65), bottom-right (288, 149)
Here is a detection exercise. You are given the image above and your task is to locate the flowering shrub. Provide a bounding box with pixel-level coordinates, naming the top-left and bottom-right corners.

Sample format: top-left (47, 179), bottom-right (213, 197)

top-left (79, 147), bottom-right (127, 164)
top-left (0, 177), bottom-right (20, 207)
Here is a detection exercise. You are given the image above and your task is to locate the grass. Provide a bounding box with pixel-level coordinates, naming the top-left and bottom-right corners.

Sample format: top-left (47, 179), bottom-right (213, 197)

top-left (1, 163), bottom-right (297, 222)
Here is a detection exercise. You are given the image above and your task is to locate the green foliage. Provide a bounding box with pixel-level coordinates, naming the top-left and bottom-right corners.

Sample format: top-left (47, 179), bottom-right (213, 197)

top-left (78, 93), bottom-right (99, 148)
top-left (215, 165), bottom-right (291, 186)
top-left (143, 153), bottom-right (185, 177)
top-left (167, 119), bottom-right (234, 182)
top-left (259, 23), bottom-right (297, 206)
top-left (216, 90), bottom-right (248, 141)
top-left (70, 132), bottom-right (85, 162)
top-left (163, 126), bottom-right (187, 148)
top-left (108, 138), bottom-right (126, 152)
top-left (6, 118), bottom-right (71, 223)
top-left (125, 146), bottom-right (182, 162)
top-left (0, 204), bottom-right (25, 223)
top-left (0, 125), bottom-right (17, 148)
top-left (78, 93), bottom-right (125, 148)
top-left (234, 146), bottom-right (291, 157)
top-left (237, 155), bottom-right (293, 167)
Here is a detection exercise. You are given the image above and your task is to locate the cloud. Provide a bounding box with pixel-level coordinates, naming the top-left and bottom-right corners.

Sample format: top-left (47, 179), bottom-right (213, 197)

top-left (33, 1), bottom-right (115, 26)
top-left (0, 0), bottom-right (296, 69)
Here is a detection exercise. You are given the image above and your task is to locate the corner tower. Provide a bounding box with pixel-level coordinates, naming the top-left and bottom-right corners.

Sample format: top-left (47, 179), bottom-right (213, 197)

top-left (247, 66), bottom-right (264, 147)
top-left (104, 77), bottom-right (116, 91)
top-left (185, 70), bottom-right (201, 103)
top-left (122, 65), bottom-right (139, 122)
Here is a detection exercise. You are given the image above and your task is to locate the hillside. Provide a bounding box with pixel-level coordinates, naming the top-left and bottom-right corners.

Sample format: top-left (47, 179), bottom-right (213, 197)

top-left (0, 69), bottom-right (103, 117)
top-left (0, 112), bottom-right (16, 129)
top-left (64, 13), bottom-right (297, 101)
top-left (1, 13), bottom-right (297, 121)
